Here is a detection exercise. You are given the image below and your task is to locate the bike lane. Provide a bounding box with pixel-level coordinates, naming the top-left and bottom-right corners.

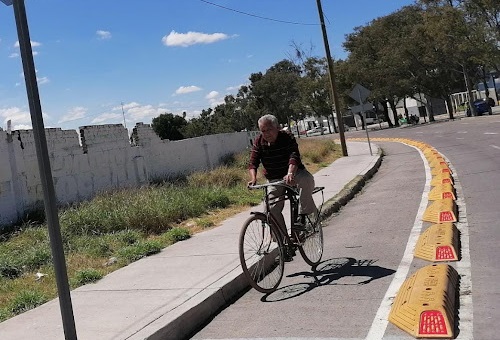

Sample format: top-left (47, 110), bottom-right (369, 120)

top-left (192, 141), bottom-right (437, 340)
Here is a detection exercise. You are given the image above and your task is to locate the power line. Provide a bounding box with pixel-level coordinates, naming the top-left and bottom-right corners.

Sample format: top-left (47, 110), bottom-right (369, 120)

top-left (199, 0), bottom-right (319, 26)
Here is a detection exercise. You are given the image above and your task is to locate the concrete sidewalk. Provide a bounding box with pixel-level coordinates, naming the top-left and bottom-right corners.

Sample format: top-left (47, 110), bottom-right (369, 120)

top-left (0, 141), bottom-right (382, 340)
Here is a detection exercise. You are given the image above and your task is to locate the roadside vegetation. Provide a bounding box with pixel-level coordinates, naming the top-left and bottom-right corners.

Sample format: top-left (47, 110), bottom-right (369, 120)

top-left (0, 137), bottom-right (341, 322)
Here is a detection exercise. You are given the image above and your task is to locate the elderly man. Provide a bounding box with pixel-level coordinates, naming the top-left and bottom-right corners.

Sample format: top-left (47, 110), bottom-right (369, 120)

top-left (248, 114), bottom-right (317, 235)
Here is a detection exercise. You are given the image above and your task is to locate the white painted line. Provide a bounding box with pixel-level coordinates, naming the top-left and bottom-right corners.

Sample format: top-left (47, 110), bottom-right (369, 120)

top-left (484, 132), bottom-right (498, 135)
top-left (456, 137), bottom-right (465, 140)
top-left (457, 131), bottom-right (468, 134)
top-left (490, 144), bottom-right (500, 150)
top-left (442, 154), bottom-right (474, 340)
top-left (365, 145), bottom-right (431, 340)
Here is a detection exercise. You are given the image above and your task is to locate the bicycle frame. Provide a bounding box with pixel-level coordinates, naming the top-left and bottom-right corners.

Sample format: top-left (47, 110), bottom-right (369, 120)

top-left (249, 180), bottom-right (324, 247)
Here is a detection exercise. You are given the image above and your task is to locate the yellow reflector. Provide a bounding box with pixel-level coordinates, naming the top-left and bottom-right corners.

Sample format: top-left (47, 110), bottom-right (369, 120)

top-left (414, 223), bottom-right (459, 262)
top-left (428, 184), bottom-right (456, 200)
top-left (428, 156), bottom-right (445, 166)
top-left (389, 264), bottom-right (458, 338)
top-left (422, 199), bottom-right (457, 223)
top-left (430, 176), bottom-right (454, 186)
top-left (431, 165), bottom-right (452, 176)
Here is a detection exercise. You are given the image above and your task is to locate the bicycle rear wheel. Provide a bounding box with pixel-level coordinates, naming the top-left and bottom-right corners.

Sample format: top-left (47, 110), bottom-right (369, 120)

top-left (298, 216), bottom-right (324, 266)
top-left (239, 215), bottom-right (285, 293)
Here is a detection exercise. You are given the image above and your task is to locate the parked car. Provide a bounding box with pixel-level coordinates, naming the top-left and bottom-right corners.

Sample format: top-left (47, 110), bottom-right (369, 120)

top-left (466, 98), bottom-right (493, 117)
top-left (306, 126), bottom-right (327, 135)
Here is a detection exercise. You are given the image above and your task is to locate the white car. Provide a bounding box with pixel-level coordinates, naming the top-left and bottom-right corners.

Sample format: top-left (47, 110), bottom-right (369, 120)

top-left (306, 127), bottom-right (329, 135)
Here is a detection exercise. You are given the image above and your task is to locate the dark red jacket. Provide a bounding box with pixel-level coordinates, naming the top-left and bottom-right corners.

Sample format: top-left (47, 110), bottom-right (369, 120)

top-left (248, 130), bottom-right (305, 180)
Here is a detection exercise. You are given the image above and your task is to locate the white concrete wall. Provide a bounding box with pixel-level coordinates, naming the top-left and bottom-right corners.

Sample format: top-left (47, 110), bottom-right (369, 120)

top-left (0, 123), bottom-right (255, 229)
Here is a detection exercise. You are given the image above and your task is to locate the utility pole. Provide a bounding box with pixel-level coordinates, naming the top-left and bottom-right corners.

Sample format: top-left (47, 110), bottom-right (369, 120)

top-left (316, 0), bottom-right (348, 156)
top-left (3, 0), bottom-right (78, 339)
top-left (121, 102), bottom-right (127, 128)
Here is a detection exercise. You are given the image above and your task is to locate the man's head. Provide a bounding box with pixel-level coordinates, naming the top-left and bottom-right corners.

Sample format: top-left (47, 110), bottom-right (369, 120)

top-left (258, 115), bottom-right (280, 143)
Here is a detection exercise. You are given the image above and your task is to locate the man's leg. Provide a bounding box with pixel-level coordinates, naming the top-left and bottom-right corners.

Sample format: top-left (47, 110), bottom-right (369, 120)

top-left (294, 168), bottom-right (317, 215)
top-left (267, 184), bottom-right (286, 235)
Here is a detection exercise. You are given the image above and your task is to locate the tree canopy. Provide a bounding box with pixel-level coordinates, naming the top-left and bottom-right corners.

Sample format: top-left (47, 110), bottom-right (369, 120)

top-left (151, 1), bottom-right (499, 138)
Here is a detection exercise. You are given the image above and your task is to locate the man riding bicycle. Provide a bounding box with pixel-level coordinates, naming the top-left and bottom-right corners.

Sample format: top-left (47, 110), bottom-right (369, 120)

top-left (248, 114), bottom-right (317, 236)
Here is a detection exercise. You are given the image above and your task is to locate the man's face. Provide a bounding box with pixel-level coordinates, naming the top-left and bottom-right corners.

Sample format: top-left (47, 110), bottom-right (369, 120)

top-left (259, 121), bottom-right (279, 144)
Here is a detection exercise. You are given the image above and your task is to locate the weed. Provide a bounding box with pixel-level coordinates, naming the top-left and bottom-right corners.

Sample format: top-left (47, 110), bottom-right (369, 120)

top-left (7, 290), bottom-right (48, 315)
top-left (118, 240), bottom-right (163, 262)
top-left (73, 269), bottom-right (103, 285)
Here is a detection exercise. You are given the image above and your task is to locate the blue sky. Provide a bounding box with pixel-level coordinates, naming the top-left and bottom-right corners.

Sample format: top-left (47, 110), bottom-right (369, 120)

top-left (0, 0), bottom-right (415, 131)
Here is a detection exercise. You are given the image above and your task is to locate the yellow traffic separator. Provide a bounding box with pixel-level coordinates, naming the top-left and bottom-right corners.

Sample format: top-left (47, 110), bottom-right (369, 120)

top-left (414, 223), bottom-right (460, 262)
top-left (422, 198), bottom-right (457, 223)
top-left (389, 264), bottom-right (458, 338)
top-left (430, 174), bottom-right (454, 186)
top-left (431, 165), bottom-right (452, 176)
top-left (429, 157), bottom-right (447, 169)
top-left (428, 184), bottom-right (456, 200)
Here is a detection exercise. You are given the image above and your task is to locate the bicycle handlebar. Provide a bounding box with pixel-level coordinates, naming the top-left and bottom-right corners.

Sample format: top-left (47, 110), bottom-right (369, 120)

top-left (248, 180), bottom-right (297, 192)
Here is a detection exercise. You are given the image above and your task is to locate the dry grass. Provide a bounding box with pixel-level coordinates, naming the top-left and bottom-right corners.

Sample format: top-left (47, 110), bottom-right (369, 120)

top-left (0, 137), bottom-right (342, 321)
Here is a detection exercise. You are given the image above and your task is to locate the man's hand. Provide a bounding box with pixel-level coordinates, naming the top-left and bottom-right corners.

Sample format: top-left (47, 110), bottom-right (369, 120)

top-left (284, 172), bottom-right (294, 185)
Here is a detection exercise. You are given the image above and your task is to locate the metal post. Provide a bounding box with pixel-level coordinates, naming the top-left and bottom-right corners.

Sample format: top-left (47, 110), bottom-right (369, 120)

top-left (491, 72), bottom-right (499, 105)
top-left (463, 63), bottom-right (476, 116)
top-left (10, 0), bottom-right (78, 339)
top-left (358, 89), bottom-right (373, 156)
top-left (316, 0), bottom-right (348, 156)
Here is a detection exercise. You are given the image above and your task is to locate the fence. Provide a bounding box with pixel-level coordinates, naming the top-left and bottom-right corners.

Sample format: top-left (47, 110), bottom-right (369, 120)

top-left (0, 123), bottom-right (259, 229)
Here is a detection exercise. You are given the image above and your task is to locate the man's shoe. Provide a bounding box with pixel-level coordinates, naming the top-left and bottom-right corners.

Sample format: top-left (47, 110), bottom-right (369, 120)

top-left (284, 246), bottom-right (296, 262)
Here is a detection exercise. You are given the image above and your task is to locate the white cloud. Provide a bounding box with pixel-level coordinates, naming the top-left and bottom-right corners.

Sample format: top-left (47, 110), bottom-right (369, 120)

top-left (205, 91), bottom-right (219, 100)
top-left (162, 31), bottom-right (230, 47)
top-left (14, 40), bottom-right (41, 48)
top-left (112, 102), bottom-right (140, 111)
top-left (126, 104), bottom-right (165, 120)
top-left (205, 91), bottom-right (223, 107)
top-left (58, 106), bottom-right (87, 123)
top-left (226, 84), bottom-right (245, 91)
top-left (12, 124), bottom-right (32, 130)
top-left (0, 107), bottom-right (32, 128)
top-left (96, 30), bottom-right (112, 40)
top-left (91, 112), bottom-right (121, 124)
top-left (9, 52), bottom-right (19, 58)
top-left (37, 76), bottom-right (49, 85)
top-left (174, 85), bottom-right (202, 95)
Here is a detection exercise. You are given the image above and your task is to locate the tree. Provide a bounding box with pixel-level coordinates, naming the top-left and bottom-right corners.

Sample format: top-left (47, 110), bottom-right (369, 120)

top-left (151, 113), bottom-right (187, 140)
top-left (249, 59), bottom-right (302, 126)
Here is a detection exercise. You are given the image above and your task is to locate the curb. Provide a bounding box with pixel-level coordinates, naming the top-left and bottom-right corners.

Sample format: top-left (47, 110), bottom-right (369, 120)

top-left (148, 149), bottom-right (385, 340)
top-left (320, 149), bottom-right (383, 221)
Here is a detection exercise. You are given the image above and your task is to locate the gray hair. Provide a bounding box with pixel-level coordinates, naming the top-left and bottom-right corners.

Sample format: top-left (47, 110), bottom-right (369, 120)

top-left (258, 114), bottom-right (279, 128)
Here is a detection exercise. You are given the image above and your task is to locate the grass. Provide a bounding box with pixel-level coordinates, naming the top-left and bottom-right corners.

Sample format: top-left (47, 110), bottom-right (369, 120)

top-left (0, 137), bottom-right (341, 321)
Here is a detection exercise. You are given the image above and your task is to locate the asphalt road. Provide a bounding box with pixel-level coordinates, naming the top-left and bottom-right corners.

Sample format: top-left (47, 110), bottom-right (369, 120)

top-left (190, 114), bottom-right (499, 340)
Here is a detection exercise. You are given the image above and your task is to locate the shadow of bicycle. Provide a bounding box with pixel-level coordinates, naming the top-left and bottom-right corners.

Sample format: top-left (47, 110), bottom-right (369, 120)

top-left (261, 257), bottom-right (395, 302)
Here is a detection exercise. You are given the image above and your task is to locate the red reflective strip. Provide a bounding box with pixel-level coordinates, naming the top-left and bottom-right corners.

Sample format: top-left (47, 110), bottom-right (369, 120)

top-left (439, 211), bottom-right (455, 222)
top-left (419, 310), bottom-right (447, 335)
top-left (436, 246), bottom-right (455, 260)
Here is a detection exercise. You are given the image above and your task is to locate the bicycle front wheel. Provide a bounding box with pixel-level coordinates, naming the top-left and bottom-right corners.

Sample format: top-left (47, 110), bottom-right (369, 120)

top-left (298, 217), bottom-right (324, 266)
top-left (239, 215), bottom-right (285, 293)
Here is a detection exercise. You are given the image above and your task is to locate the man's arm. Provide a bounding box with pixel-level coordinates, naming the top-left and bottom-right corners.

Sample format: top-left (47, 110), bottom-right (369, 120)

top-left (248, 168), bottom-right (257, 187)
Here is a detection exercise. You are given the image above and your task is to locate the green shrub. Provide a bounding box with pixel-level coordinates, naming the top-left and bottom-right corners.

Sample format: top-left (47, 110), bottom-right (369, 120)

top-left (167, 227), bottom-right (191, 242)
top-left (8, 290), bottom-right (48, 314)
top-left (117, 240), bottom-right (162, 262)
top-left (73, 269), bottom-right (103, 285)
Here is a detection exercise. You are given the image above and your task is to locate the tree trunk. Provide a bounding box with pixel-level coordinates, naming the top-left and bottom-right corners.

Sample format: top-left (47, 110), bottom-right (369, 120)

top-left (389, 101), bottom-right (400, 127)
top-left (380, 101), bottom-right (393, 128)
top-left (445, 95), bottom-right (454, 120)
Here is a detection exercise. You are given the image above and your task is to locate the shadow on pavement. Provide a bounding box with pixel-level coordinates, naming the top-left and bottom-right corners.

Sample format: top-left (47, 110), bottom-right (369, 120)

top-left (261, 257), bottom-right (395, 302)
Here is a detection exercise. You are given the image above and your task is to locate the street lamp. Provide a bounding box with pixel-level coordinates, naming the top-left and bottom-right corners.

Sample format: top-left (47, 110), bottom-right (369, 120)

top-left (1, 1), bottom-right (77, 339)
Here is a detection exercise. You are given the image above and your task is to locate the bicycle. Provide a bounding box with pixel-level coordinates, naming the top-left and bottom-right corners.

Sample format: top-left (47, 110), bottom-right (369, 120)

top-left (238, 180), bottom-right (325, 293)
